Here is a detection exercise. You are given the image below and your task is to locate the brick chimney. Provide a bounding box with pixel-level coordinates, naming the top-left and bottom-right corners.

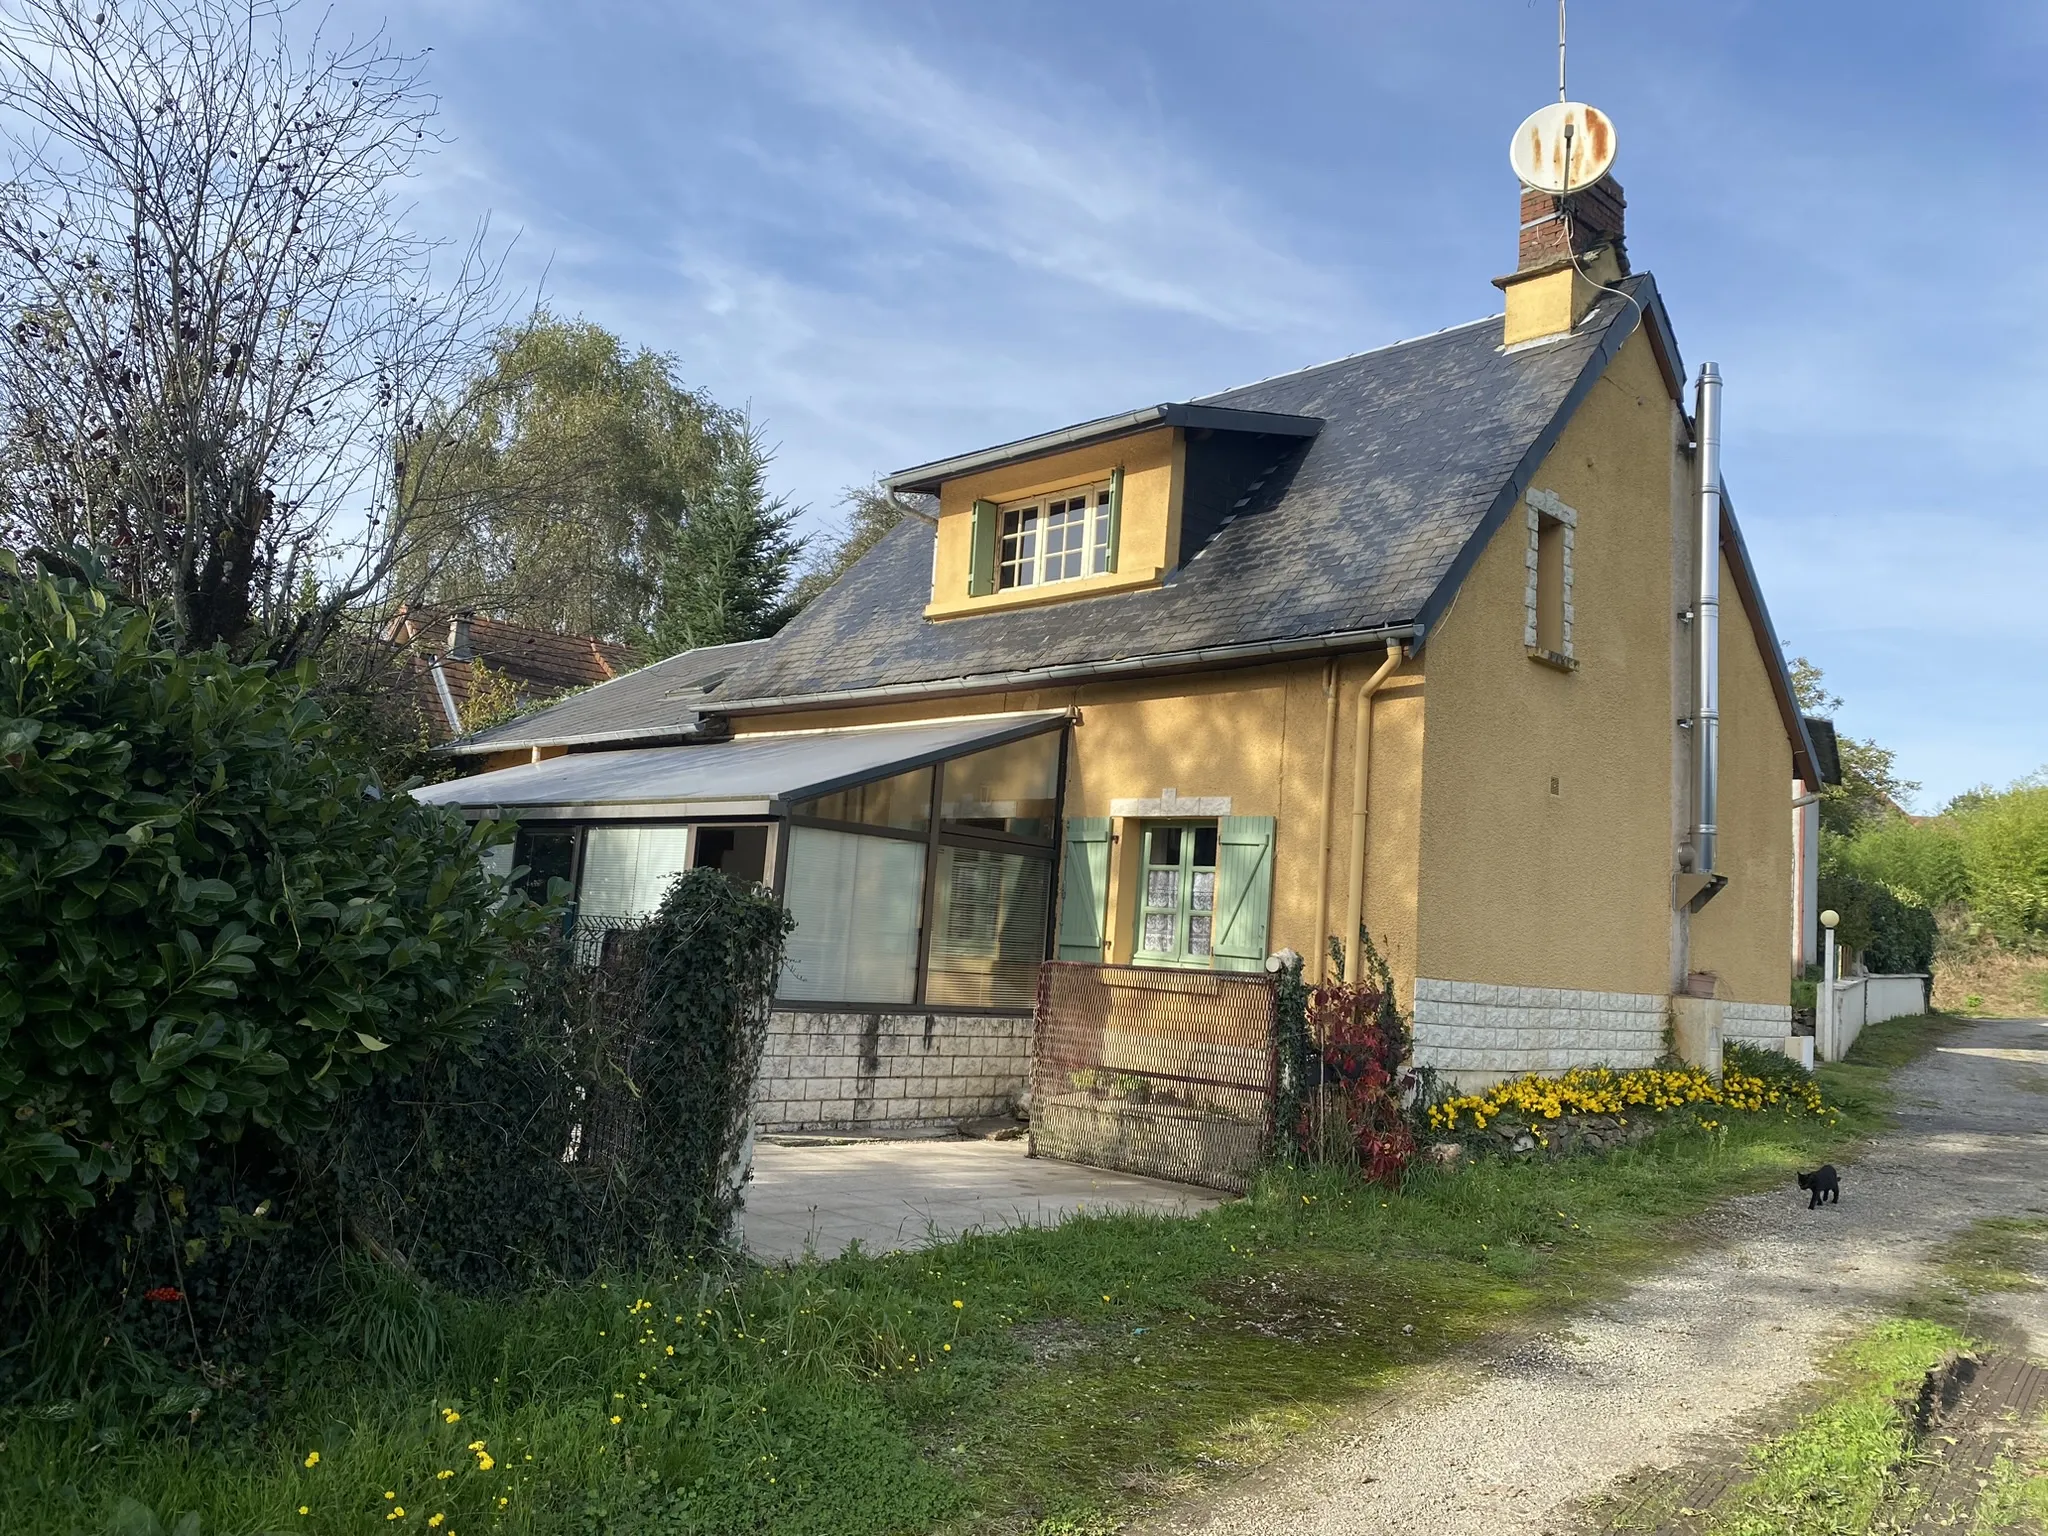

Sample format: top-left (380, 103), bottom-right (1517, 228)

top-left (1496, 177), bottom-right (1629, 347)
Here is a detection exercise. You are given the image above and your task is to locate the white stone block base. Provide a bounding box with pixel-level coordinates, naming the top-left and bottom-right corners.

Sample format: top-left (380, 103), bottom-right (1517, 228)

top-left (1721, 1000), bottom-right (1796, 1046)
top-left (1412, 977), bottom-right (1666, 1082)
top-left (755, 1008), bottom-right (1033, 1133)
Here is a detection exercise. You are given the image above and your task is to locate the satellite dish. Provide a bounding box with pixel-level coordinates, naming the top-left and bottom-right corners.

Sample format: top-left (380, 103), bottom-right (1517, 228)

top-left (1509, 101), bottom-right (1617, 195)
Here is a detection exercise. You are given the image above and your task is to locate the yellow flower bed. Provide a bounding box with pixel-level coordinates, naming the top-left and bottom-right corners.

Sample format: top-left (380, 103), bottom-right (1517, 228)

top-left (1426, 1060), bottom-right (1828, 1135)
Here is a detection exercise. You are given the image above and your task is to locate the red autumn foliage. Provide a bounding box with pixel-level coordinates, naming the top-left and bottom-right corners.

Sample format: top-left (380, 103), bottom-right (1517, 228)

top-left (1301, 976), bottom-right (1415, 1184)
top-left (143, 1286), bottom-right (184, 1303)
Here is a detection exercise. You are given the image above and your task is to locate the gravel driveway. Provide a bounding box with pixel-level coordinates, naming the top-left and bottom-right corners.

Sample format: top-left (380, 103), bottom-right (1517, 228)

top-left (1136, 1015), bottom-right (2048, 1536)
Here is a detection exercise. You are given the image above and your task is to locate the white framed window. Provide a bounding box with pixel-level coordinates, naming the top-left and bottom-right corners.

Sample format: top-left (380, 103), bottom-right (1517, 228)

top-left (998, 483), bottom-right (1114, 591)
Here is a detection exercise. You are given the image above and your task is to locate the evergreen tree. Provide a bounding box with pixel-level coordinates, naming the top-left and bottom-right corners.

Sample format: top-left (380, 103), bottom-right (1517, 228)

top-left (649, 425), bottom-right (805, 655)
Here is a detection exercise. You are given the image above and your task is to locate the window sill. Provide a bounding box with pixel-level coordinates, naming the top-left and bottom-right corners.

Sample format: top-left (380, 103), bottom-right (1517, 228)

top-left (1527, 646), bottom-right (1578, 673)
top-left (924, 564), bottom-right (1164, 620)
top-left (1109, 964), bottom-right (1221, 993)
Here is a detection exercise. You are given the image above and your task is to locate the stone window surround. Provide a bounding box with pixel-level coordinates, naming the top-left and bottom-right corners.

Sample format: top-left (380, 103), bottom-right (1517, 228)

top-left (1108, 788), bottom-right (1232, 818)
top-left (1524, 487), bottom-right (1577, 670)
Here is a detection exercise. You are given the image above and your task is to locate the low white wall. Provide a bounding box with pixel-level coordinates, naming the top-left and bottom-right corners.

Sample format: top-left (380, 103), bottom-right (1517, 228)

top-left (1817, 974), bottom-right (1929, 1063)
top-left (755, 1008), bottom-right (1032, 1132)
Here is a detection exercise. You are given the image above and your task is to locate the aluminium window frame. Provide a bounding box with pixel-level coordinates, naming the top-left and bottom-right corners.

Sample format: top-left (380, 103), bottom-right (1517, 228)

top-left (778, 723), bottom-right (1068, 1015)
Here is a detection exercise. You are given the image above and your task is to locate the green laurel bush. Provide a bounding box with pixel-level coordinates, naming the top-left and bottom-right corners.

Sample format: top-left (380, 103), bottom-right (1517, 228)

top-left (0, 553), bottom-right (549, 1249)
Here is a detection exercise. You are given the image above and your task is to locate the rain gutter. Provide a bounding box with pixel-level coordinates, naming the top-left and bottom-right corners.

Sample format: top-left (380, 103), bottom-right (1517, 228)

top-left (705, 621), bottom-right (1425, 718)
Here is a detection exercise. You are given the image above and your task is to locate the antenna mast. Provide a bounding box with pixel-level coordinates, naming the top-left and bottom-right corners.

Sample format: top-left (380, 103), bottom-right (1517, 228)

top-left (1558, 0), bottom-right (1568, 102)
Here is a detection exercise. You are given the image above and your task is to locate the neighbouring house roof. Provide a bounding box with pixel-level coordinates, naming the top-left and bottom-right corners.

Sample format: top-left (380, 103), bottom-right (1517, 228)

top-left (442, 638), bottom-right (769, 753)
top-left (389, 611), bottom-right (639, 742)
top-left (415, 711), bottom-right (1066, 818)
top-left (1802, 717), bottom-right (1843, 787)
top-left (446, 274), bottom-right (1820, 787)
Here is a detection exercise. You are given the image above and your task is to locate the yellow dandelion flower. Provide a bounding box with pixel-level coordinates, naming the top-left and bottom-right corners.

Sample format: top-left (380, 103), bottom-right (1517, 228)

top-left (610, 1415), bottom-right (622, 1424)
top-left (303, 1450), bottom-right (320, 1468)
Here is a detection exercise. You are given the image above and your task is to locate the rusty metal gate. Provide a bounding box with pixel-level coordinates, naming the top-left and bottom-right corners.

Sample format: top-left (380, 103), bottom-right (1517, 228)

top-left (1030, 962), bottom-right (1278, 1193)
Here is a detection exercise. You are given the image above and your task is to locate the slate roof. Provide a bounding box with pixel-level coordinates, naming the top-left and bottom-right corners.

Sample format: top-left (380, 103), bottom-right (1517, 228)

top-left (444, 638), bottom-right (766, 753)
top-left (456, 278), bottom-right (1845, 782)
top-left (706, 280), bottom-right (1662, 710)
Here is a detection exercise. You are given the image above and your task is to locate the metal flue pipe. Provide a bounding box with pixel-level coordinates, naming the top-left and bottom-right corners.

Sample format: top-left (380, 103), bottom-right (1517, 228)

top-left (1692, 362), bottom-right (1723, 874)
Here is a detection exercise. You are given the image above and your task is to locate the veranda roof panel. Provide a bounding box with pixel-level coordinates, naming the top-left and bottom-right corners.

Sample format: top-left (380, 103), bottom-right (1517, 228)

top-left (410, 712), bottom-right (1066, 820)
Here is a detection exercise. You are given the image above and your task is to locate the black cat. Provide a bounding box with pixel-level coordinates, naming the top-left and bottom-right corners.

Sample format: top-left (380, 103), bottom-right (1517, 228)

top-left (1796, 1165), bottom-right (1840, 1209)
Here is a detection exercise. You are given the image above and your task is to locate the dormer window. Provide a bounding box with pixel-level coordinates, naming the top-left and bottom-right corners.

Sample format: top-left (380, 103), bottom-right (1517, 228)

top-left (997, 482), bottom-right (1115, 590)
top-left (903, 405), bottom-right (1320, 619)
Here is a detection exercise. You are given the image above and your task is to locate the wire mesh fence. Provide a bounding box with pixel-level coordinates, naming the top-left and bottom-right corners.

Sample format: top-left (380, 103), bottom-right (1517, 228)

top-left (1030, 961), bottom-right (1278, 1193)
top-left (566, 911), bottom-right (647, 968)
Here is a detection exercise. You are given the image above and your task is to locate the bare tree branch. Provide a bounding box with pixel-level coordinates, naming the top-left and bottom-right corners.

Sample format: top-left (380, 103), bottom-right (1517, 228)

top-left (0, 0), bottom-right (511, 660)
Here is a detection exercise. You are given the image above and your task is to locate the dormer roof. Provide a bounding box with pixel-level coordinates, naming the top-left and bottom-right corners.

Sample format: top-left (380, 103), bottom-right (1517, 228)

top-left (883, 402), bottom-right (1321, 497)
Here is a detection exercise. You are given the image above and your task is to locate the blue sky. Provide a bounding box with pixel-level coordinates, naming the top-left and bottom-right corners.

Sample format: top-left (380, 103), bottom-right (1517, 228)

top-left (361, 0), bottom-right (2045, 809)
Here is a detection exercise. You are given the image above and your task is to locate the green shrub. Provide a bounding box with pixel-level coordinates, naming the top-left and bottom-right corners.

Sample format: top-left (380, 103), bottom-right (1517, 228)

top-left (1819, 857), bottom-right (1936, 976)
top-left (1839, 816), bottom-right (1968, 910)
top-left (1954, 783), bottom-right (2048, 941)
top-left (1724, 1040), bottom-right (1815, 1096)
top-left (0, 555), bottom-right (548, 1249)
top-left (320, 867), bottom-right (793, 1291)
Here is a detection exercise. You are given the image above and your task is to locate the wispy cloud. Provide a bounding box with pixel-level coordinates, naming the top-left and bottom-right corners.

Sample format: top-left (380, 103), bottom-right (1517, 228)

top-left (686, 0), bottom-right (1363, 345)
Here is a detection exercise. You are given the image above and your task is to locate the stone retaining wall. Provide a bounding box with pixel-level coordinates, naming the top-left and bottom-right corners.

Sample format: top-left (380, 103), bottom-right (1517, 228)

top-left (754, 1008), bottom-right (1033, 1133)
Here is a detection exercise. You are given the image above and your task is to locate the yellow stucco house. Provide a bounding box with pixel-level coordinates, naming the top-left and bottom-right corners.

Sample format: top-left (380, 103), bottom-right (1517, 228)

top-left (419, 177), bottom-right (1826, 1128)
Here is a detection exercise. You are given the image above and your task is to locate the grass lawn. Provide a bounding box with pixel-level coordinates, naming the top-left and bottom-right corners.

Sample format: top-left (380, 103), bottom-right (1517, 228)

top-left (0, 1014), bottom-right (1959, 1536)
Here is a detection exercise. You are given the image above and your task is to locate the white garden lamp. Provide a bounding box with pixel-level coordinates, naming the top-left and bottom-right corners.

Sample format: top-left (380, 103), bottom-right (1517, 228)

top-left (1819, 909), bottom-right (1840, 1062)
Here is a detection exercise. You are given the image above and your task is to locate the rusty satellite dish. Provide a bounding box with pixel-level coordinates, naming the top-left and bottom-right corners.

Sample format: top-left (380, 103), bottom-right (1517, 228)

top-left (1509, 101), bottom-right (1617, 194)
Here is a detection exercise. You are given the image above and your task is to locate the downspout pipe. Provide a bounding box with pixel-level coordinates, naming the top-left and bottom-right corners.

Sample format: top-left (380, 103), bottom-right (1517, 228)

top-left (1312, 659), bottom-right (1339, 981)
top-left (1342, 642), bottom-right (1407, 984)
top-left (1692, 362), bottom-right (1723, 875)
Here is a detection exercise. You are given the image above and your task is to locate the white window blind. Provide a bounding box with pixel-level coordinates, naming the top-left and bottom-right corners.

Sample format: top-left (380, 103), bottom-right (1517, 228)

top-left (577, 826), bottom-right (693, 920)
top-left (778, 826), bottom-right (924, 1005)
top-left (926, 846), bottom-right (1051, 1010)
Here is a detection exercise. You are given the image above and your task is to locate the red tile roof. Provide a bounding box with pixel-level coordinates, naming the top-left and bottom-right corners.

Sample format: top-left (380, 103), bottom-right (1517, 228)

top-left (388, 610), bottom-right (639, 742)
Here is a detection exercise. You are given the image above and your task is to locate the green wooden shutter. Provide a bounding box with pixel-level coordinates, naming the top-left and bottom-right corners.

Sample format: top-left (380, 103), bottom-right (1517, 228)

top-left (1056, 817), bottom-right (1112, 961)
top-left (1104, 466), bottom-right (1124, 574)
top-left (1212, 816), bottom-right (1275, 972)
top-left (968, 499), bottom-right (999, 596)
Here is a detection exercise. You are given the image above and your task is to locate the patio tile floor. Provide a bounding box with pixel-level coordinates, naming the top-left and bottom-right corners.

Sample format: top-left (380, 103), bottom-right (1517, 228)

top-left (742, 1137), bottom-right (1224, 1264)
